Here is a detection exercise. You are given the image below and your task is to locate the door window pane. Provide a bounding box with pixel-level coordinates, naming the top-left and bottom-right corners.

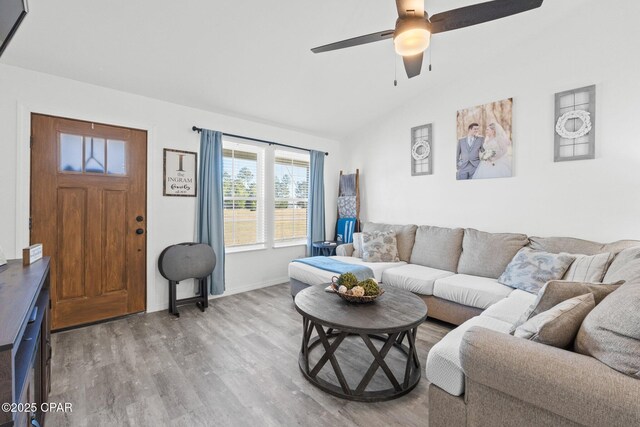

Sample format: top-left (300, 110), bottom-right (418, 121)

top-left (84, 137), bottom-right (105, 173)
top-left (60, 133), bottom-right (83, 172)
top-left (107, 140), bottom-right (126, 174)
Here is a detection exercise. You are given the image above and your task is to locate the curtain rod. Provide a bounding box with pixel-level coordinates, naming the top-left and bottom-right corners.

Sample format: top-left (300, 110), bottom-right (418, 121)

top-left (192, 126), bottom-right (329, 156)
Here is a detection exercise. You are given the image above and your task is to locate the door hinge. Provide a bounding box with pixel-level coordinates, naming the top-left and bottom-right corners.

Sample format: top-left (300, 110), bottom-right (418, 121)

top-left (29, 217), bottom-right (32, 230)
top-left (30, 135), bottom-right (34, 147)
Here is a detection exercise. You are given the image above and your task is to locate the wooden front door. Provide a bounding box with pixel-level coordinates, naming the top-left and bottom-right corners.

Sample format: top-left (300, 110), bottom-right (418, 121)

top-left (30, 114), bottom-right (147, 330)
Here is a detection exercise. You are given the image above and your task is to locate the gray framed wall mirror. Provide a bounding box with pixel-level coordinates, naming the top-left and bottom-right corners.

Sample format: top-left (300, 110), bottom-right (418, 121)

top-left (554, 85), bottom-right (596, 162)
top-left (411, 123), bottom-right (433, 176)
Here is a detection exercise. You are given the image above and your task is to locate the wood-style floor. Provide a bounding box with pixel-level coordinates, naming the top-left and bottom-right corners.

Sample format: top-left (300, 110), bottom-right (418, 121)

top-left (47, 283), bottom-right (453, 427)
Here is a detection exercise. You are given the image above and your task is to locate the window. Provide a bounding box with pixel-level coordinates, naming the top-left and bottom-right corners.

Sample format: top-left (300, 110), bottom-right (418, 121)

top-left (221, 138), bottom-right (310, 252)
top-left (59, 133), bottom-right (127, 175)
top-left (223, 140), bottom-right (265, 248)
top-left (274, 150), bottom-right (310, 244)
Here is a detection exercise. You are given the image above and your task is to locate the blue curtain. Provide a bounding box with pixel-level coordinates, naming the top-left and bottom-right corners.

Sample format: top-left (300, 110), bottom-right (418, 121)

top-left (197, 129), bottom-right (225, 295)
top-left (307, 150), bottom-right (326, 256)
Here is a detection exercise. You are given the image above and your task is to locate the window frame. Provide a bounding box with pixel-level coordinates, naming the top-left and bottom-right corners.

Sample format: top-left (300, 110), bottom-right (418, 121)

top-left (222, 138), bottom-right (265, 250)
top-left (272, 149), bottom-right (310, 248)
top-left (221, 137), bottom-right (310, 253)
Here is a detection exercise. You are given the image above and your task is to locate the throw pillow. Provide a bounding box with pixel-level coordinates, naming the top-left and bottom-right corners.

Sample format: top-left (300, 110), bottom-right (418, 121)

top-left (361, 231), bottom-right (400, 263)
top-left (563, 252), bottom-right (614, 282)
top-left (575, 282), bottom-right (640, 379)
top-left (361, 222), bottom-right (417, 262)
top-left (456, 229), bottom-right (530, 279)
top-left (352, 232), bottom-right (363, 258)
top-left (602, 246), bottom-right (640, 284)
top-left (498, 248), bottom-right (576, 294)
top-left (409, 225), bottom-right (464, 272)
top-left (509, 279), bottom-right (625, 333)
top-left (514, 293), bottom-right (595, 348)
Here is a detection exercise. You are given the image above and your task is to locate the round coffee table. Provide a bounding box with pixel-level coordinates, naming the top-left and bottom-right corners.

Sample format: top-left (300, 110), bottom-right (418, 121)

top-left (294, 284), bottom-right (427, 402)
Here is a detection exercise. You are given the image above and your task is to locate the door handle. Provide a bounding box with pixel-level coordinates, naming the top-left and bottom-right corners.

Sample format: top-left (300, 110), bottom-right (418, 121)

top-left (136, 228), bottom-right (144, 235)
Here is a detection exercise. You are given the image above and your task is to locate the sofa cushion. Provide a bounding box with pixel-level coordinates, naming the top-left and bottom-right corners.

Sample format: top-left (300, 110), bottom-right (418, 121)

top-left (426, 315), bottom-right (512, 396)
top-left (603, 246), bottom-right (640, 284)
top-left (457, 229), bottom-right (529, 279)
top-left (410, 225), bottom-right (464, 272)
top-left (433, 274), bottom-right (514, 310)
top-left (361, 231), bottom-right (400, 262)
top-left (382, 264), bottom-right (454, 295)
top-left (528, 236), bottom-right (639, 255)
top-left (575, 282), bottom-right (640, 379)
top-left (362, 222), bottom-right (417, 262)
top-left (498, 248), bottom-right (576, 294)
top-left (288, 256), bottom-right (405, 286)
top-left (563, 252), bottom-right (614, 282)
top-left (514, 293), bottom-right (595, 349)
top-left (481, 289), bottom-right (537, 325)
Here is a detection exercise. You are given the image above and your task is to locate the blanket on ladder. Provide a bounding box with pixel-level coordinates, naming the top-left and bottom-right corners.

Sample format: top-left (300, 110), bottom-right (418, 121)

top-left (292, 257), bottom-right (374, 282)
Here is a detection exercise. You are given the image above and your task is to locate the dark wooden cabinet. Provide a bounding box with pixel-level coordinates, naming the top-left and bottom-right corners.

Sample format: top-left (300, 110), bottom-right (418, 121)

top-left (0, 258), bottom-right (51, 427)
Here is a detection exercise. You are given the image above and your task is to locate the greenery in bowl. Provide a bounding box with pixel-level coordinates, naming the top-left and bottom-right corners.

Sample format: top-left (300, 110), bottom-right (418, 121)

top-left (358, 278), bottom-right (380, 296)
top-left (337, 273), bottom-right (358, 289)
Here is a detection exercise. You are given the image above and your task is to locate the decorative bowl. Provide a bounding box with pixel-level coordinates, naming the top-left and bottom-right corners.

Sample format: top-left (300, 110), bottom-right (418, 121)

top-left (329, 282), bottom-right (385, 304)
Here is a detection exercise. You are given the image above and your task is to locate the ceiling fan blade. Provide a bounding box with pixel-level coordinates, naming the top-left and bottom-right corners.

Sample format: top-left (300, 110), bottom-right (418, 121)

top-left (311, 30), bottom-right (394, 54)
top-left (403, 52), bottom-right (423, 78)
top-left (429, 0), bottom-right (543, 34)
top-left (395, 0), bottom-right (425, 18)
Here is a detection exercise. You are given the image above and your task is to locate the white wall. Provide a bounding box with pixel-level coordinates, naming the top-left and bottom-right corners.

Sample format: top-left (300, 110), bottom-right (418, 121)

top-left (343, 3), bottom-right (640, 242)
top-left (0, 65), bottom-right (342, 312)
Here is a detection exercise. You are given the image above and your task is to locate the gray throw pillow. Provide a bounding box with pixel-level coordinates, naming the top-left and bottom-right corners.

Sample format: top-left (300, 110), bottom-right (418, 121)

top-left (410, 225), bottom-right (463, 272)
top-left (602, 246), bottom-right (640, 284)
top-left (362, 222), bottom-right (417, 262)
top-left (457, 229), bottom-right (529, 279)
top-left (509, 279), bottom-right (625, 333)
top-left (514, 293), bottom-right (595, 349)
top-left (575, 282), bottom-right (640, 379)
top-left (361, 231), bottom-right (400, 263)
top-left (563, 252), bottom-right (614, 282)
top-left (498, 248), bottom-right (576, 294)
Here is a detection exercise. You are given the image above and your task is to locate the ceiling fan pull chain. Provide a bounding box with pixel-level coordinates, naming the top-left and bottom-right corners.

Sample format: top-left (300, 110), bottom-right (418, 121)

top-left (394, 51), bottom-right (398, 87)
top-left (429, 41), bottom-right (432, 72)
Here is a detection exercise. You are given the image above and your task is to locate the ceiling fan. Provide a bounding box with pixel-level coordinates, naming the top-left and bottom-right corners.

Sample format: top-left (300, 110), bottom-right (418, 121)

top-left (311, 0), bottom-right (544, 79)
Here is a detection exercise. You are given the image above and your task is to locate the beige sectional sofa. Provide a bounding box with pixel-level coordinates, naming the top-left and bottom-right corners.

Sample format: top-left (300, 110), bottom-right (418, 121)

top-left (288, 221), bottom-right (640, 426)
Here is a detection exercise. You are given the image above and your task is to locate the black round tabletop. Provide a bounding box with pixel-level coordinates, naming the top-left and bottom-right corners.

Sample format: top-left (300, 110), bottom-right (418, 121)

top-left (294, 284), bottom-right (427, 333)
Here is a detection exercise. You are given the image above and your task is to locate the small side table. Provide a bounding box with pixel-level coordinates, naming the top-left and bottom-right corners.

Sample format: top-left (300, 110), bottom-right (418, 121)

top-left (312, 241), bottom-right (337, 257)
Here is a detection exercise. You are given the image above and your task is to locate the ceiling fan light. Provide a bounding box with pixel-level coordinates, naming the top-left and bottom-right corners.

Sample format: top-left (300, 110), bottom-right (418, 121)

top-left (394, 28), bottom-right (430, 56)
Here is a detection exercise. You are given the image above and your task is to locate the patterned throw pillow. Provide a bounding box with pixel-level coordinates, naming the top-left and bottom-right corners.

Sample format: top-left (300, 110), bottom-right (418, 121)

top-left (361, 231), bottom-right (400, 263)
top-left (498, 248), bottom-right (576, 294)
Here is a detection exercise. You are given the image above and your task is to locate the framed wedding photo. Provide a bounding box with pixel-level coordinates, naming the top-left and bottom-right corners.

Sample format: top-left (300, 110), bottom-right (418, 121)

top-left (163, 149), bottom-right (197, 197)
top-left (456, 98), bottom-right (513, 181)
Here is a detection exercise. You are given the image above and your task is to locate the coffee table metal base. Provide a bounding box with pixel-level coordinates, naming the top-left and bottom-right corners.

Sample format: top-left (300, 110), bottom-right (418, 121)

top-left (298, 316), bottom-right (421, 402)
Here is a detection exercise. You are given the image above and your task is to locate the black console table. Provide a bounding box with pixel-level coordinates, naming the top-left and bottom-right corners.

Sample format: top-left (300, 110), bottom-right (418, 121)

top-left (0, 258), bottom-right (51, 427)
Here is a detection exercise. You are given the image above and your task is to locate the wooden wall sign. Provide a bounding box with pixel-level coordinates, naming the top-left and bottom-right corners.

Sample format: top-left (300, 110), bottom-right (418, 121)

top-left (23, 243), bottom-right (43, 266)
top-left (163, 149), bottom-right (197, 197)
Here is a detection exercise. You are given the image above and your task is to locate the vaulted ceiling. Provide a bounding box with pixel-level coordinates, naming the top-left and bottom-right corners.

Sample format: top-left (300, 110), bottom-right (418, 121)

top-left (2, 0), bottom-right (576, 138)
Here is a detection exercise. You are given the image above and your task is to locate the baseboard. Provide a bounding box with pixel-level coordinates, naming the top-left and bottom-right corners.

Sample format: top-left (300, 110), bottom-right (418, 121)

top-left (146, 276), bottom-right (290, 313)
top-left (208, 276), bottom-right (290, 300)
